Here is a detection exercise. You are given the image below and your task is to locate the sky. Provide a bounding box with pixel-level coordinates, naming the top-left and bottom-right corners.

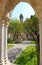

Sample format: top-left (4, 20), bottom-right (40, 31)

top-left (11, 2), bottom-right (35, 21)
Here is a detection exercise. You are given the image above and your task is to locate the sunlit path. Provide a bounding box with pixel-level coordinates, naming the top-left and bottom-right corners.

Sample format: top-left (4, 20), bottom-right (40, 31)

top-left (8, 41), bottom-right (36, 63)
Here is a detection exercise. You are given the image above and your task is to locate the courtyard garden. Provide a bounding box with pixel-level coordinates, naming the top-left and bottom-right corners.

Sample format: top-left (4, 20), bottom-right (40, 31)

top-left (8, 15), bottom-right (39, 65)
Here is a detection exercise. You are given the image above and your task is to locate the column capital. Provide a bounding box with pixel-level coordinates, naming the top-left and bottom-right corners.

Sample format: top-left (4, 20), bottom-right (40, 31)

top-left (2, 20), bottom-right (5, 26)
top-left (2, 16), bottom-right (10, 27)
top-left (0, 20), bottom-right (5, 28)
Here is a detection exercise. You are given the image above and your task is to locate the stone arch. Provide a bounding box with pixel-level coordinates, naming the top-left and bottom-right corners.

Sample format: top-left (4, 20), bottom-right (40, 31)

top-left (5, 0), bottom-right (37, 18)
top-left (0, 0), bottom-right (42, 19)
top-left (4, 1), bottom-right (41, 65)
top-left (0, 0), bottom-right (42, 65)
top-left (0, 0), bottom-right (37, 17)
top-left (5, 0), bottom-right (36, 12)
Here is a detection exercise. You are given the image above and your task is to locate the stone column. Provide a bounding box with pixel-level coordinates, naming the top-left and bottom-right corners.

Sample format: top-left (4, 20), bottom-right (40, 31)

top-left (39, 20), bottom-right (42, 65)
top-left (0, 21), bottom-right (4, 65)
top-left (4, 22), bottom-right (8, 64)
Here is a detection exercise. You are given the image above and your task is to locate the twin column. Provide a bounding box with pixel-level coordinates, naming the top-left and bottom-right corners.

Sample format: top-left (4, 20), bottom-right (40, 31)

top-left (0, 20), bottom-right (8, 65)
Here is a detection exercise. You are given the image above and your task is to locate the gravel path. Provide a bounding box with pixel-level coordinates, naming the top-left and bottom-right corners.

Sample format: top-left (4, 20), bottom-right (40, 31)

top-left (8, 41), bottom-right (36, 63)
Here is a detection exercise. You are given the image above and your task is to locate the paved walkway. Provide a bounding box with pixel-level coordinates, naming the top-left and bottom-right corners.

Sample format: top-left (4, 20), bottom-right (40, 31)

top-left (8, 41), bottom-right (36, 63)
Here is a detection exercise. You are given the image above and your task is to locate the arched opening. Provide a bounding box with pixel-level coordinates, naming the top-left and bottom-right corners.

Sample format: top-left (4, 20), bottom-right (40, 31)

top-left (7, 1), bottom-right (39, 65)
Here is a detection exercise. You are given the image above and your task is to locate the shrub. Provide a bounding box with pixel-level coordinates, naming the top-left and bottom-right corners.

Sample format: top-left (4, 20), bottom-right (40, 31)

top-left (7, 38), bottom-right (15, 44)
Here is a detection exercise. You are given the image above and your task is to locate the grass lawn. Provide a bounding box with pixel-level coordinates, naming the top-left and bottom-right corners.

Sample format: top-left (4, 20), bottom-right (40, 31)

top-left (14, 46), bottom-right (39, 65)
top-left (7, 44), bottom-right (14, 49)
